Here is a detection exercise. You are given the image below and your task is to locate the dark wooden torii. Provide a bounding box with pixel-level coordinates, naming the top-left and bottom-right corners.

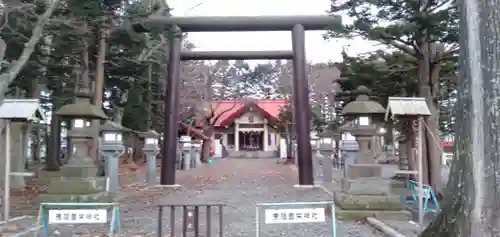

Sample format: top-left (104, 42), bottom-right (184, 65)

top-left (133, 15), bottom-right (341, 186)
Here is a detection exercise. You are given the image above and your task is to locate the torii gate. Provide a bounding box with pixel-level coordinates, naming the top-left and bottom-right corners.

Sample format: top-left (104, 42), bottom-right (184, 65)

top-left (133, 15), bottom-right (341, 186)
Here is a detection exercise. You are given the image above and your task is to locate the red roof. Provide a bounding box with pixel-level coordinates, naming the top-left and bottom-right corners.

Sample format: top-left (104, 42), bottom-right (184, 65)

top-left (211, 99), bottom-right (287, 127)
top-left (440, 141), bottom-right (454, 148)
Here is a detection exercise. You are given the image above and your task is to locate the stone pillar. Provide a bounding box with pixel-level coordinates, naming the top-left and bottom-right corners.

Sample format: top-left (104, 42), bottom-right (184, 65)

top-left (234, 123), bottom-right (239, 151)
top-left (311, 138), bottom-right (321, 180)
top-left (9, 122), bottom-right (27, 188)
top-left (318, 138), bottom-right (333, 183)
top-left (183, 144), bottom-right (192, 171)
top-left (192, 141), bottom-right (202, 166)
top-left (146, 153), bottom-right (156, 184)
top-left (0, 123), bottom-right (5, 186)
top-left (222, 134), bottom-right (228, 147)
top-left (397, 133), bottom-right (409, 173)
top-left (334, 126), bottom-right (410, 220)
top-left (180, 136), bottom-right (191, 171)
top-left (333, 132), bottom-right (341, 169)
top-left (263, 123), bottom-right (268, 151)
top-left (105, 152), bottom-right (120, 193)
top-left (270, 133), bottom-right (275, 150)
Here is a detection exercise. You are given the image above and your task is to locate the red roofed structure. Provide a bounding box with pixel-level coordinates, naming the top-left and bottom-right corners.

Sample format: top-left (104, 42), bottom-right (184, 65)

top-left (211, 99), bottom-right (285, 127)
top-left (209, 99), bottom-right (287, 154)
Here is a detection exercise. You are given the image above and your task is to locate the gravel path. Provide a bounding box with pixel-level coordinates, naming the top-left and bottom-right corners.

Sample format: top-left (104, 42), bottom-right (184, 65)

top-left (133, 158), bottom-right (385, 237)
top-left (8, 158), bottom-right (385, 236)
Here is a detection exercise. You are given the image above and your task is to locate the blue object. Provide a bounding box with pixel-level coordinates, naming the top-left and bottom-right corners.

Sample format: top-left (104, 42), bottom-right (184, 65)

top-left (208, 157), bottom-right (216, 164)
top-left (406, 180), bottom-right (440, 213)
top-left (36, 202), bottom-right (121, 236)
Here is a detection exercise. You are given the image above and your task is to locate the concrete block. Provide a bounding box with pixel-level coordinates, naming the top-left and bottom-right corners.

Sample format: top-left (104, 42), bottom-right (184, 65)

top-left (78, 192), bottom-right (115, 203)
top-left (38, 192), bottom-right (114, 203)
top-left (47, 178), bottom-right (106, 194)
top-left (389, 180), bottom-right (407, 194)
top-left (334, 192), bottom-right (404, 211)
top-left (334, 205), bottom-right (412, 220)
top-left (59, 165), bottom-right (99, 178)
top-left (38, 193), bottom-right (80, 203)
top-left (341, 178), bottom-right (391, 195)
top-left (346, 164), bottom-right (382, 179)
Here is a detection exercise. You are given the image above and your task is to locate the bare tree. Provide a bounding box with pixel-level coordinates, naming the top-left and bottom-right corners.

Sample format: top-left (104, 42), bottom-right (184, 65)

top-left (0, 0), bottom-right (61, 99)
top-left (308, 63), bottom-right (342, 125)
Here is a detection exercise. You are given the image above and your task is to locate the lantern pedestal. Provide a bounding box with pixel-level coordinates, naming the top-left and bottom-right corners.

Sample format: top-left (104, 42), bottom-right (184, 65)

top-left (40, 166), bottom-right (113, 203)
top-left (39, 129), bottom-right (113, 203)
top-left (334, 127), bottom-right (410, 220)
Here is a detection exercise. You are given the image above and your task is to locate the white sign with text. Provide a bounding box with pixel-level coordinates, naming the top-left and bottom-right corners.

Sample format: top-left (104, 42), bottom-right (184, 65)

top-left (48, 209), bottom-right (108, 224)
top-left (264, 208), bottom-right (326, 224)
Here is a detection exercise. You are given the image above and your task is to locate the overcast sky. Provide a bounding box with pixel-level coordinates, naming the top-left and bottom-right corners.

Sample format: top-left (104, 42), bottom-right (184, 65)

top-left (167, 0), bottom-right (380, 64)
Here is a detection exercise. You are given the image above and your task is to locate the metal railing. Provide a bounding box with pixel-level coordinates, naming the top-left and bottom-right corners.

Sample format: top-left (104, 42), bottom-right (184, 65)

top-left (157, 203), bottom-right (225, 237)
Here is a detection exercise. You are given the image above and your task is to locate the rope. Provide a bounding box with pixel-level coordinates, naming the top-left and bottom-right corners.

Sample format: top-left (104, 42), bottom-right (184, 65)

top-left (420, 118), bottom-right (445, 154)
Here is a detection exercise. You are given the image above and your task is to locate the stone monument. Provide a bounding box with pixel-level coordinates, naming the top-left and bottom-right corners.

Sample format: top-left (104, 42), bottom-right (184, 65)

top-left (334, 86), bottom-right (410, 220)
top-left (39, 90), bottom-right (112, 202)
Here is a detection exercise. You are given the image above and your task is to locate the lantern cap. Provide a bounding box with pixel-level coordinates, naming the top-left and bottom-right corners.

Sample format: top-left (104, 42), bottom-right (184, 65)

top-left (56, 90), bottom-right (108, 120)
top-left (100, 121), bottom-right (131, 133)
top-left (140, 130), bottom-right (160, 139)
top-left (341, 86), bottom-right (385, 116)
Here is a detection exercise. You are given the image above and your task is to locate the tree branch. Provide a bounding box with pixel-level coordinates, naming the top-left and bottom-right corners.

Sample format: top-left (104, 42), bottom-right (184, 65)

top-left (210, 102), bottom-right (238, 125)
top-left (0, 0), bottom-right (60, 98)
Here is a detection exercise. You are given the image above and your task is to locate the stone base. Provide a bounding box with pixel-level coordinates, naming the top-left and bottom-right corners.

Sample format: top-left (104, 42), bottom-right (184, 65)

top-left (39, 191), bottom-right (114, 203)
top-left (389, 180), bottom-right (407, 194)
top-left (333, 185), bottom-right (410, 220)
top-left (148, 184), bottom-right (183, 189)
top-left (346, 164), bottom-right (382, 179)
top-left (228, 150), bottom-right (277, 158)
top-left (47, 178), bottom-right (106, 194)
top-left (334, 206), bottom-right (412, 220)
top-left (293, 184), bottom-right (320, 188)
top-left (59, 165), bottom-right (99, 178)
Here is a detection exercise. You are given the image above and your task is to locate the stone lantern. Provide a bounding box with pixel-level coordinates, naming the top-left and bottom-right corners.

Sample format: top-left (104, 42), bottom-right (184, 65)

top-left (140, 130), bottom-right (160, 184)
top-left (99, 121), bottom-right (127, 192)
top-left (334, 85), bottom-right (410, 220)
top-left (316, 131), bottom-right (335, 183)
top-left (40, 90), bottom-right (110, 202)
top-left (341, 86), bottom-right (383, 168)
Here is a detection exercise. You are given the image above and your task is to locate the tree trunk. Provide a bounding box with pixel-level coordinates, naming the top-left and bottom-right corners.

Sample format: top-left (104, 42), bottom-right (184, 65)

top-left (30, 75), bottom-right (41, 173)
top-left (425, 100), bottom-right (442, 193)
top-left (132, 135), bottom-right (144, 163)
top-left (419, 55), bottom-right (439, 189)
top-left (385, 122), bottom-right (394, 146)
top-left (200, 126), bottom-right (214, 162)
top-left (285, 122), bottom-right (292, 158)
top-left (92, 26), bottom-right (107, 166)
top-left (146, 63), bottom-right (153, 129)
top-left (418, 35), bottom-right (443, 194)
top-left (201, 138), bottom-right (211, 162)
top-left (420, 0), bottom-right (500, 235)
top-left (46, 113), bottom-right (60, 171)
